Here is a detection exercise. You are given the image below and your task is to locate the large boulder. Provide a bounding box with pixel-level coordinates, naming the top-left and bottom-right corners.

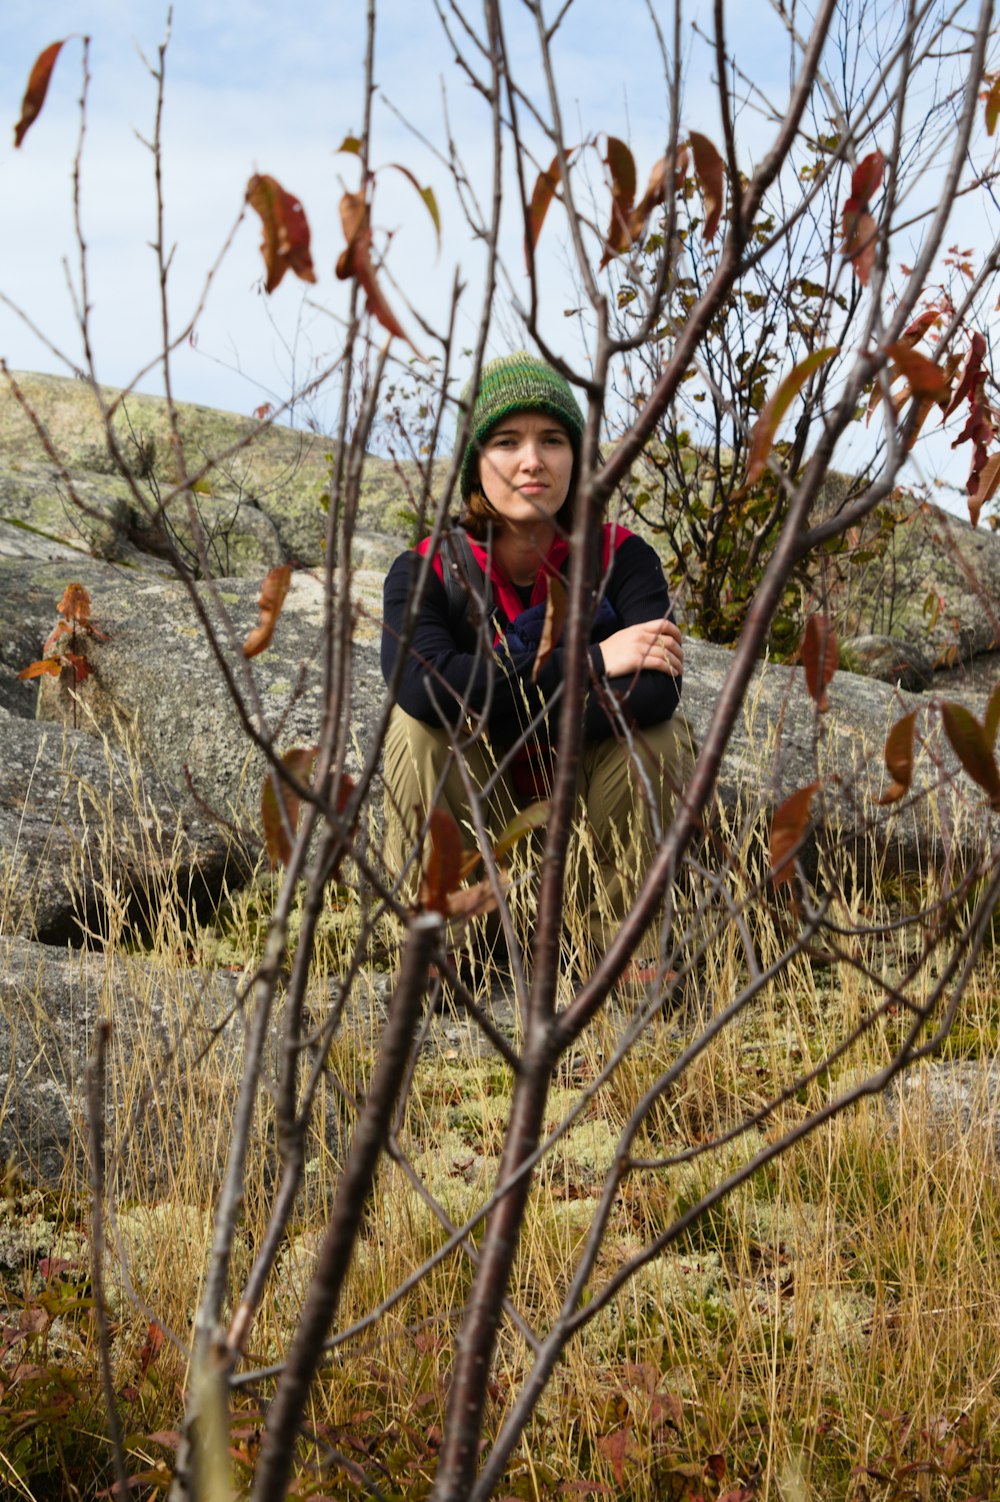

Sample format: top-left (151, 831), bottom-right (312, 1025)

top-left (0, 704), bottom-right (239, 944)
top-left (20, 559), bottom-right (385, 832)
top-left (839, 499), bottom-right (1000, 669)
top-left (0, 372), bottom-right (433, 566)
top-left (0, 935), bottom-right (343, 1192)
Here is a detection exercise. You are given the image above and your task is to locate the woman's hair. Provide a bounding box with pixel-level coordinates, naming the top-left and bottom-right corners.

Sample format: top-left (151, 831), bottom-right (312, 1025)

top-left (454, 351), bottom-right (585, 540)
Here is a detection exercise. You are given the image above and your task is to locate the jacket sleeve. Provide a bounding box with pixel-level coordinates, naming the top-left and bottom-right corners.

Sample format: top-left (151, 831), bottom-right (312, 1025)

top-left (381, 550), bottom-right (603, 742)
top-left (584, 534), bottom-right (681, 739)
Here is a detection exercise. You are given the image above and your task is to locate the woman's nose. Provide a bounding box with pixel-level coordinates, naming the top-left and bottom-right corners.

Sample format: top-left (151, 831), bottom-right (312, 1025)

top-left (520, 442), bottom-right (544, 471)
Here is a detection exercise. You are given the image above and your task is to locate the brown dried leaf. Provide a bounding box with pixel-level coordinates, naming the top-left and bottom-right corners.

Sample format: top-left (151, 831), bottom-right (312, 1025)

top-left (243, 564), bottom-right (292, 658)
top-left (942, 702), bottom-right (1000, 809)
top-left (532, 576), bottom-right (567, 681)
top-left (527, 153), bottom-right (563, 257)
top-left (770, 782), bottom-right (818, 887)
top-left (877, 710), bottom-right (916, 805)
top-left (18, 658), bottom-right (62, 680)
top-left (335, 191), bottom-right (416, 350)
top-left (746, 348), bottom-right (838, 485)
top-left (246, 175), bottom-right (317, 294)
top-left (883, 343), bottom-right (948, 397)
top-left (445, 871), bottom-right (509, 921)
top-left (261, 746), bottom-right (318, 869)
top-left (599, 136), bottom-right (637, 268)
top-left (802, 615), bottom-right (838, 711)
top-left (14, 41), bottom-right (65, 149)
top-left (422, 807), bottom-right (464, 915)
top-left (986, 75), bottom-right (1000, 136)
top-left (689, 131), bottom-right (724, 241)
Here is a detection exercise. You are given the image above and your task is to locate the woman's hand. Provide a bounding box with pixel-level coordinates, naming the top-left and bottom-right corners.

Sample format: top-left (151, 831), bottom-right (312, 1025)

top-left (598, 617), bottom-right (684, 679)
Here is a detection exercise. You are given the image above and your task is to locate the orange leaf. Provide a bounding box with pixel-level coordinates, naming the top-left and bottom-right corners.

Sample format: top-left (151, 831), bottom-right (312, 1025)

top-left (42, 619), bottom-right (72, 656)
top-left (842, 208), bottom-right (878, 286)
top-left (422, 807), bottom-right (464, 915)
top-left (335, 191), bottom-right (416, 351)
top-left (527, 153), bottom-right (563, 258)
top-left (246, 174), bottom-right (317, 294)
top-left (883, 343), bottom-right (948, 398)
top-left (18, 658), bottom-right (62, 680)
top-left (689, 132), bottom-right (724, 242)
top-left (532, 577), bottom-right (567, 682)
top-left (14, 41), bottom-right (64, 149)
top-left (445, 871), bottom-right (509, 921)
top-left (599, 136), bottom-right (637, 267)
top-left (986, 75), bottom-right (1000, 136)
top-left (942, 703), bottom-right (1000, 809)
top-left (898, 308), bottom-right (942, 347)
top-left (801, 615), bottom-right (838, 711)
top-left (243, 564), bottom-right (292, 658)
top-left (57, 582), bottom-right (91, 625)
top-left (770, 783), bottom-right (818, 887)
top-left (877, 710), bottom-right (916, 805)
top-left (261, 746), bottom-right (318, 869)
top-left (746, 348), bottom-right (838, 485)
top-left (62, 650), bottom-right (90, 684)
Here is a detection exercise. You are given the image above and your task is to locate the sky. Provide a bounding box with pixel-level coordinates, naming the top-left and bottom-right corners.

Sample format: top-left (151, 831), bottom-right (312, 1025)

top-left (1, 0), bottom-right (997, 513)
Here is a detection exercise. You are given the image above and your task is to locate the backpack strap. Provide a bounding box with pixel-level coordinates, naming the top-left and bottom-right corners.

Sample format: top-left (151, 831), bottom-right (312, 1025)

top-left (440, 526), bottom-right (495, 641)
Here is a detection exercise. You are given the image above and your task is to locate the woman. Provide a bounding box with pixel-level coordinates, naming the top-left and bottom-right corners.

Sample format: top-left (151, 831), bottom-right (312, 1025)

top-left (380, 351), bottom-right (684, 956)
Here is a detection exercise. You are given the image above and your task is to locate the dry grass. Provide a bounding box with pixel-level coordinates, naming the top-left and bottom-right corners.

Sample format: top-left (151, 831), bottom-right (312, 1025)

top-left (2, 724), bottom-right (1000, 1501)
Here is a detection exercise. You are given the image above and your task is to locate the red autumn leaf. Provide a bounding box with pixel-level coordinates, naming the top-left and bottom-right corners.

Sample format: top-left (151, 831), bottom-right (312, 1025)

top-left (883, 343), bottom-right (948, 398)
top-left (246, 174), bottom-right (317, 294)
top-left (971, 451), bottom-right (1000, 526)
top-left (951, 379), bottom-right (995, 525)
top-left (422, 806), bottom-right (464, 915)
top-left (899, 308), bottom-right (942, 347)
top-left (596, 1427), bottom-right (639, 1487)
top-left (14, 41), bottom-right (65, 149)
top-left (802, 615), bottom-right (838, 711)
top-left (253, 402), bottom-right (274, 421)
top-left (532, 576), bottom-right (567, 681)
top-left (138, 1321), bottom-right (165, 1378)
top-left (986, 75), bottom-right (1000, 136)
top-left (243, 564), bottom-right (292, 658)
top-left (943, 331), bottom-right (987, 419)
top-left (877, 710), bottom-right (917, 805)
top-left (942, 702), bottom-right (1000, 809)
top-left (745, 347), bottom-right (839, 485)
top-left (690, 132), bottom-right (724, 242)
top-left (842, 207), bottom-right (878, 286)
top-left (599, 136), bottom-right (637, 267)
top-left (527, 153), bottom-right (564, 258)
top-left (770, 782), bottom-right (818, 887)
top-left (57, 582), bottom-right (92, 625)
top-left (19, 658), bottom-right (62, 681)
top-left (42, 619), bottom-right (72, 656)
top-left (62, 650), bottom-right (90, 684)
top-left (335, 191), bottom-right (416, 350)
top-left (851, 149), bottom-right (885, 204)
top-left (261, 746), bottom-right (318, 869)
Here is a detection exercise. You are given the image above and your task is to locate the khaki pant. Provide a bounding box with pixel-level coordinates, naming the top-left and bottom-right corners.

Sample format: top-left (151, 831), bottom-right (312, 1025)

top-left (382, 706), bottom-right (688, 953)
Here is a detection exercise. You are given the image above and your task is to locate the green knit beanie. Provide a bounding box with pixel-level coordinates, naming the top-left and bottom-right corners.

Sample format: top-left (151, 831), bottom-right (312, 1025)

top-left (456, 351), bottom-right (585, 500)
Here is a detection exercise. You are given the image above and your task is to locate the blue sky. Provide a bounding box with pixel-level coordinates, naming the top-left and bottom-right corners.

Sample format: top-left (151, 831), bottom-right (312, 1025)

top-left (1, 1), bottom-right (997, 513)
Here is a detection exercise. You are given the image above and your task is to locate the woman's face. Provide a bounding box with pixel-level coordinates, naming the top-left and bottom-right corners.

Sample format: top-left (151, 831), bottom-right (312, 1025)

top-left (477, 411), bottom-right (574, 533)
